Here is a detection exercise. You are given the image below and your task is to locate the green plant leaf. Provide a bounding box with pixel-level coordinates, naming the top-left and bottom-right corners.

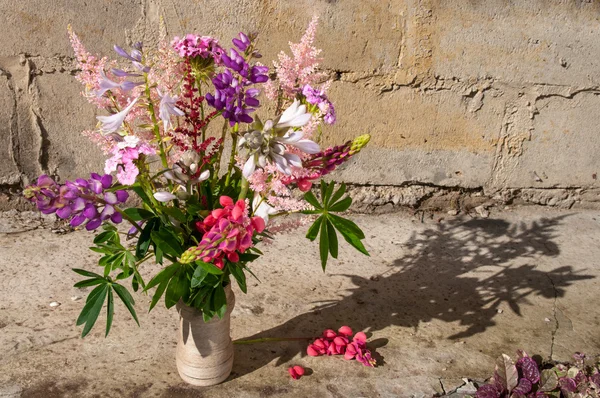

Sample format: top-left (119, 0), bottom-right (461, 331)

top-left (145, 263), bottom-right (180, 291)
top-left (319, 216), bottom-right (329, 271)
top-left (323, 181), bottom-right (335, 206)
top-left (326, 219), bottom-right (338, 259)
top-left (329, 182), bottom-right (347, 207)
top-left (191, 266), bottom-right (209, 288)
top-left (151, 229), bottom-right (183, 258)
top-left (76, 284), bottom-right (106, 327)
top-left (74, 278), bottom-right (104, 288)
top-left (149, 279), bottom-right (169, 311)
top-left (93, 230), bottom-right (115, 245)
top-left (195, 260), bottom-right (224, 275)
top-left (329, 214), bottom-right (369, 256)
top-left (328, 214), bottom-right (366, 239)
top-left (112, 283), bottom-right (139, 326)
top-left (130, 185), bottom-right (152, 207)
top-left (165, 271), bottom-right (187, 309)
top-left (78, 284), bottom-right (108, 338)
top-left (539, 369), bottom-right (559, 392)
top-left (162, 206), bottom-right (187, 223)
top-left (124, 207), bottom-right (155, 221)
top-left (329, 196), bottom-right (352, 212)
top-left (303, 190), bottom-right (323, 210)
top-left (72, 268), bottom-right (103, 279)
top-left (136, 218), bottom-right (157, 259)
top-left (238, 253), bottom-right (260, 263)
top-left (229, 265), bottom-right (247, 293)
top-left (212, 285), bottom-right (227, 319)
top-left (306, 215), bottom-right (323, 241)
top-left (105, 288), bottom-right (114, 337)
top-left (320, 180), bottom-right (327, 203)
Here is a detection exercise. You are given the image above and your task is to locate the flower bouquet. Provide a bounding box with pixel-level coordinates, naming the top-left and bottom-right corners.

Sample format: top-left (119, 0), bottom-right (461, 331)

top-left (23, 17), bottom-right (370, 385)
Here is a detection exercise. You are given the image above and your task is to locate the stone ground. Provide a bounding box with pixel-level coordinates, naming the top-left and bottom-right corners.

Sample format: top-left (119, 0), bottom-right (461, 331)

top-left (1, 207), bottom-right (599, 398)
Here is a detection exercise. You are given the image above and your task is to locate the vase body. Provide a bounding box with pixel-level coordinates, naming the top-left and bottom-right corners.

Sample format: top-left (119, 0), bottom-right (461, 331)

top-left (175, 285), bottom-right (235, 386)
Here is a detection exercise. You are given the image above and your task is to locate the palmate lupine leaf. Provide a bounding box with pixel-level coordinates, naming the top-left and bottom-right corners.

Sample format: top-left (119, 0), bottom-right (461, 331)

top-left (303, 180), bottom-right (369, 271)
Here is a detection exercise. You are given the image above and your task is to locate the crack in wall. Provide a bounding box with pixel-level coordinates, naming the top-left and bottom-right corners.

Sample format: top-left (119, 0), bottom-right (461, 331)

top-left (546, 273), bottom-right (559, 361)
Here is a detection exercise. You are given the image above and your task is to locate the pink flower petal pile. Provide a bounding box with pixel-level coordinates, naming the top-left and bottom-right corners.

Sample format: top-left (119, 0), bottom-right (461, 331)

top-left (288, 365), bottom-right (305, 380)
top-left (306, 326), bottom-right (376, 367)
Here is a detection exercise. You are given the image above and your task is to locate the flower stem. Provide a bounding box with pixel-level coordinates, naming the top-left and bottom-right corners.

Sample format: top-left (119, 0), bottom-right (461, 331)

top-left (233, 337), bottom-right (315, 345)
top-left (224, 134), bottom-right (238, 187)
top-left (213, 120), bottom-right (229, 181)
top-left (114, 205), bottom-right (143, 233)
top-left (143, 75), bottom-right (168, 169)
top-left (238, 177), bottom-right (249, 200)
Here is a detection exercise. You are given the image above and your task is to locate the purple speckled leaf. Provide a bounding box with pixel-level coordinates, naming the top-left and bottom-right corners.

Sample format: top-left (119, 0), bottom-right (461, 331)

top-left (512, 378), bottom-right (533, 395)
top-left (590, 373), bottom-right (600, 388)
top-left (475, 384), bottom-right (502, 398)
top-left (539, 369), bottom-right (559, 392)
top-left (558, 377), bottom-right (577, 393)
top-left (516, 357), bottom-right (541, 384)
top-left (495, 354), bottom-right (519, 392)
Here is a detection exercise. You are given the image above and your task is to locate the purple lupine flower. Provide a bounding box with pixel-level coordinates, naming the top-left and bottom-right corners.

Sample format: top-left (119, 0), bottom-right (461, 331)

top-left (23, 173), bottom-right (129, 231)
top-left (205, 34), bottom-right (269, 126)
top-left (232, 32), bottom-right (251, 52)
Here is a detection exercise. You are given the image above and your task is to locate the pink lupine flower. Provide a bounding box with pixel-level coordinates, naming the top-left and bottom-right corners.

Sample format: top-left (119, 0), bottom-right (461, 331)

top-left (288, 365), bottom-right (305, 380)
top-left (307, 326), bottom-right (376, 367)
top-left (184, 196), bottom-right (265, 268)
top-left (338, 326), bottom-right (353, 336)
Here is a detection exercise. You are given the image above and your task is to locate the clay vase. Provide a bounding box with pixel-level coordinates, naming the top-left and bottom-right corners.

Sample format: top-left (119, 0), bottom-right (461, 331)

top-left (175, 284), bottom-right (235, 386)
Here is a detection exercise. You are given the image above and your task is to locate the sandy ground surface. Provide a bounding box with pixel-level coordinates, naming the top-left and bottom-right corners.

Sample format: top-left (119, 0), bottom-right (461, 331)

top-left (1, 207), bottom-right (599, 397)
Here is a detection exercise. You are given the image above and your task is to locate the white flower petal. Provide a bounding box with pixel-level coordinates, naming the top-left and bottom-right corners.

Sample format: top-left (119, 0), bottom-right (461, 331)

top-left (242, 156), bottom-right (256, 178)
top-left (278, 99), bottom-right (300, 125)
top-left (198, 170), bottom-right (210, 181)
top-left (279, 130), bottom-right (304, 144)
top-left (284, 153), bottom-right (302, 168)
top-left (97, 96), bottom-right (140, 134)
top-left (292, 139), bottom-right (320, 154)
top-left (153, 192), bottom-right (177, 202)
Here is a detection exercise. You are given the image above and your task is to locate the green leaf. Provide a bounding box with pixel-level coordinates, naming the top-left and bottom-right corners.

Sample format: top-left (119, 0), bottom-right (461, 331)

top-left (165, 272), bottom-right (187, 309)
top-left (149, 279), bottom-right (169, 311)
top-left (77, 284), bottom-right (108, 338)
top-left (72, 268), bottom-right (103, 279)
top-left (230, 265), bottom-right (247, 293)
top-left (112, 284), bottom-right (139, 326)
top-left (151, 229), bottom-right (183, 258)
top-left (145, 263), bottom-right (180, 291)
top-left (162, 206), bottom-right (187, 223)
top-left (76, 284), bottom-right (106, 326)
top-left (303, 190), bottom-right (323, 210)
top-left (93, 230), bottom-right (115, 245)
top-left (319, 216), bottom-right (329, 271)
top-left (328, 214), bottom-right (366, 239)
top-left (329, 196), bottom-right (352, 213)
top-left (195, 260), bottom-right (224, 275)
top-left (74, 278), bottom-right (104, 288)
top-left (323, 181), bottom-right (335, 206)
top-left (329, 214), bottom-right (369, 256)
top-left (238, 253), bottom-right (260, 263)
top-left (212, 285), bottom-right (227, 319)
top-left (539, 369), bottom-right (559, 392)
top-left (136, 218), bottom-right (157, 259)
top-left (326, 219), bottom-right (338, 259)
top-left (123, 207), bottom-right (154, 221)
top-left (320, 180), bottom-right (327, 203)
top-left (191, 266), bottom-right (209, 288)
top-left (105, 288), bottom-right (114, 337)
top-left (306, 215), bottom-right (323, 241)
top-left (329, 182), bottom-right (347, 207)
top-left (243, 265), bottom-right (261, 283)
top-left (130, 185), bottom-right (152, 207)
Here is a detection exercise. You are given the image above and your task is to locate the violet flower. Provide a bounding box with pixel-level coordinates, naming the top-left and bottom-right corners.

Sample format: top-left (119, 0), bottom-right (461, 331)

top-left (23, 173), bottom-right (128, 231)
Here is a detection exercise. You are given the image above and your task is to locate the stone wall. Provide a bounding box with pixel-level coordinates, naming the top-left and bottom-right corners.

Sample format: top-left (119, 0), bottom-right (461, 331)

top-left (1, 0), bottom-right (599, 209)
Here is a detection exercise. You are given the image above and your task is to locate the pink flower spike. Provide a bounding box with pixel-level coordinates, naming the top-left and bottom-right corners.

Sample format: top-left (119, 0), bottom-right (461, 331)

top-left (323, 329), bottom-right (337, 339)
top-left (288, 365), bottom-right (305, 380)
top-left (338, 326), bottom-right (353, 336)
top-left (251, 216), bottom-right (265, 233)
top-left (313, 338), bottom-right (325, 349)
top-left (353, 331), bottom-right (367, 343)
top-left (297, 179), bottom-right (312, 192)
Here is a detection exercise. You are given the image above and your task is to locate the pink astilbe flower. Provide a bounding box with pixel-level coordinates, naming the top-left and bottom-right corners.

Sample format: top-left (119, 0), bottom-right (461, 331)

top-left (306, 326), bottom-right (376, 367)
top-left (183, 196), bottom-right (265, 269)
top-left (67, 26), bottom-right (111, 108)
top-left (104, 136), bottom-right (155, 185)
top-left (269, 16), bottom-right (328, 101)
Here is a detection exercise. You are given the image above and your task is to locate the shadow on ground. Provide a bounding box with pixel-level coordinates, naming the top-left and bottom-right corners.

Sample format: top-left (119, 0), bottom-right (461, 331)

top-left (230, 214), bottom-right (594, 379)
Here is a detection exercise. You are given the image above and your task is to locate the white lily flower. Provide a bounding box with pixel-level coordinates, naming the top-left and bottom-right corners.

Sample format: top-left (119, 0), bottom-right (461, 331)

top-left (276, 99), bottom-right (312, 128)
top-left (252, 193), bottom-right (278, 223)
top-left (97, 96), bottom-right (140, 134)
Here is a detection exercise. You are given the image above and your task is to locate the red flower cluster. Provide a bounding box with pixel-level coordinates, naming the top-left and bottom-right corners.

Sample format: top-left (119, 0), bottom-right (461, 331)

top-left (307, 326), bottom-right (376, 367)
top-left (287, 365), bottom-right (305, 380)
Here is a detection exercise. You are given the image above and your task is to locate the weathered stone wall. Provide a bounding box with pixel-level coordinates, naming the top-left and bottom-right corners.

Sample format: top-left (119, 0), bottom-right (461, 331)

top-left (1, 0), bottom-right (599, 209)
